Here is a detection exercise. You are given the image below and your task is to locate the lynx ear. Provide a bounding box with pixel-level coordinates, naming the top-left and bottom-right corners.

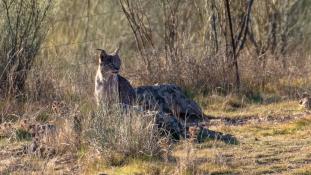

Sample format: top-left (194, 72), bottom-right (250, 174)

top-left (96, 49), bottom-right (107, 62)
top-left (114, 43), bottom-right (122, 55)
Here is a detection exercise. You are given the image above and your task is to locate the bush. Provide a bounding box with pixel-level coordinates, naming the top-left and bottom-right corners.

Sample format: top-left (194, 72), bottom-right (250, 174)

top-left (0, 0), bottom-right (52, 97)
top-left (85, 104), bottom-right (162, 161)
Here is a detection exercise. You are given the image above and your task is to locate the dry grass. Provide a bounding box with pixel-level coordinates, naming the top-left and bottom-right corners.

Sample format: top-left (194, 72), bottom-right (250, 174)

top-left (1, 96), bottom-right (311, 174)
top-left (0, 100), bottom-right (82, 174)
top-left (84, 104), bottom-right (162, 161)
top-left (204, 96), bottom-right (304, 119)
top-left (80, 99), bottom-right (311, 175)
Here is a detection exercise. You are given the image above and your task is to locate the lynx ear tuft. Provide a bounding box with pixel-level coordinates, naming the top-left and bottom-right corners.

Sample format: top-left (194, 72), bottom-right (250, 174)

top-left (114, 43), bottom-right (122, 55)
top-left (96, 49), bottom-right (107, 57)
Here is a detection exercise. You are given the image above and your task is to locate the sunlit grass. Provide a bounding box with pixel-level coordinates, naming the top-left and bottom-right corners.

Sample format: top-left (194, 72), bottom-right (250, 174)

top-left (78, 99), bottom-right (311, 174)
top-left (204, 99), bottom-right (304, 119)
top-left (83, 157), bottom-right (173, 175)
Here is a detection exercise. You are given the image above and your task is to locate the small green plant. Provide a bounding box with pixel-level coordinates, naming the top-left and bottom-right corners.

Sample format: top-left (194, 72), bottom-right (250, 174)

top-left (15, 128), bottom-right (32, 141)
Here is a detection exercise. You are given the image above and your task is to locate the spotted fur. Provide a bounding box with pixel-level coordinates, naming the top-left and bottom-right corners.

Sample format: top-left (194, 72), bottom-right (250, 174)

top-left (135, 84), bottom-right (204, 122)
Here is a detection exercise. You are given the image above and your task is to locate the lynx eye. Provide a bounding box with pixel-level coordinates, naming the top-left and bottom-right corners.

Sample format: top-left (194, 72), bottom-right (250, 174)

top-left (102, 56), bottom-right (112, 65)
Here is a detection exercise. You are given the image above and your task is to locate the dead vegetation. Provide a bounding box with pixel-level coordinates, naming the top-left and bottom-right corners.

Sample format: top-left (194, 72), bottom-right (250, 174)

top-left (85, 104), bottom-right (162, 161)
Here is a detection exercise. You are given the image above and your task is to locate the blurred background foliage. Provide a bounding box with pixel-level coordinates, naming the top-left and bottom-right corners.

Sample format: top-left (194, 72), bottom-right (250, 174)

top-left (1, 0), bottom-right (311, 101)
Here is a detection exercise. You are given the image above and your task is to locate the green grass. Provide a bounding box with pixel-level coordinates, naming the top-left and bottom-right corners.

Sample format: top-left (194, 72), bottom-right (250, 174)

top-left (15, 129), bottom-right (32, 141)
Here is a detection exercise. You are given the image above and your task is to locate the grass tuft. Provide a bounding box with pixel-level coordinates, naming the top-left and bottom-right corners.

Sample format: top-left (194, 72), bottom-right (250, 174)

top-left (85, 104), bottom-right (162, 162)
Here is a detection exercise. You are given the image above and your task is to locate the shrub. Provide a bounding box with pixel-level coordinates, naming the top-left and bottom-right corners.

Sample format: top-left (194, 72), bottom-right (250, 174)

top-left (85, 104), bottom-right (162, 161)
top-left (0, 0), bottom-right (52, 97)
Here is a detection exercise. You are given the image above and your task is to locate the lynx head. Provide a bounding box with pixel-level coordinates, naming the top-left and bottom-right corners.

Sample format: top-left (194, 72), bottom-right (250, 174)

top-left (97, 47), bottom-right (121, 75)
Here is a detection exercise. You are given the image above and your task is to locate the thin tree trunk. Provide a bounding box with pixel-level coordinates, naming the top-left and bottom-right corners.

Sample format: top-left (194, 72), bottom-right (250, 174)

top-left (224, 0), bottom-right (240, 92)
top-left (211, 0), bottom-right (218, 53)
